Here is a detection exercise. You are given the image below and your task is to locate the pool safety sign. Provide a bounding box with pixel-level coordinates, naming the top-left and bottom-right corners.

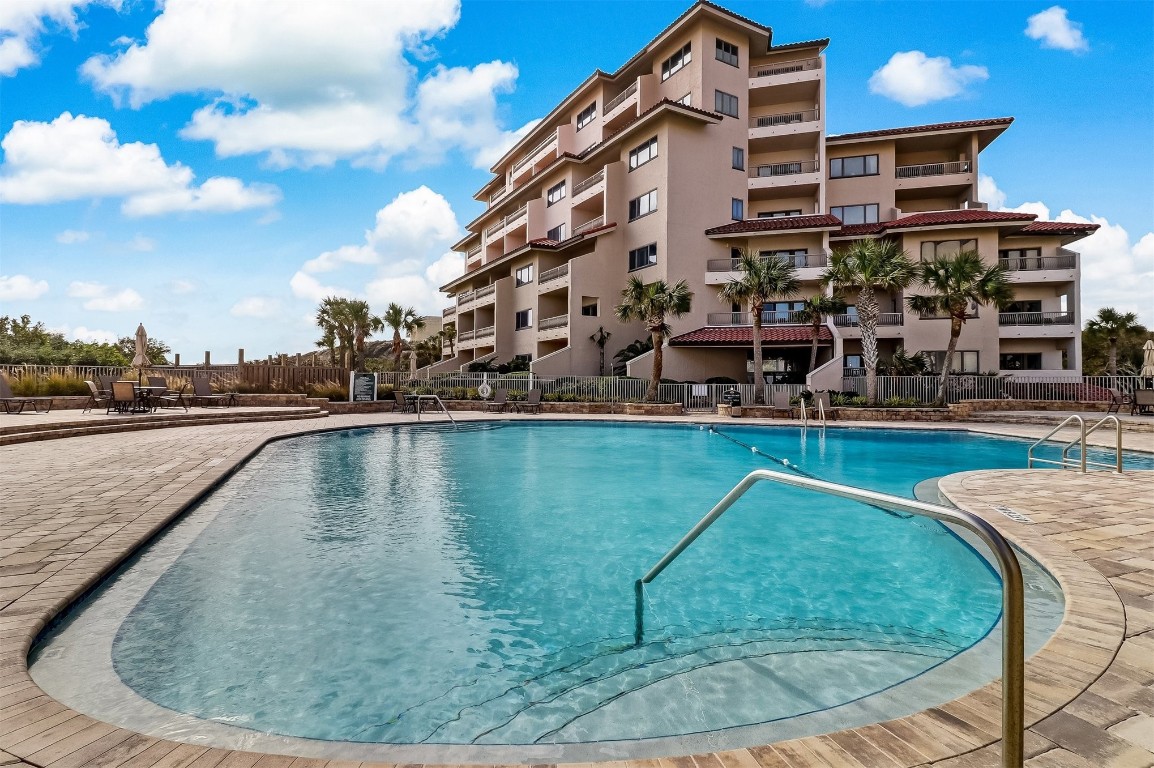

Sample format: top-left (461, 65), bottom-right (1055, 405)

top-left (350, 372), bottom-right (377, 402)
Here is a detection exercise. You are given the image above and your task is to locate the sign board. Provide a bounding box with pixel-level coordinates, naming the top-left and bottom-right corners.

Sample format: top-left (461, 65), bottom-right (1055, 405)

top-left (349, 372), bottom-right (377, 402)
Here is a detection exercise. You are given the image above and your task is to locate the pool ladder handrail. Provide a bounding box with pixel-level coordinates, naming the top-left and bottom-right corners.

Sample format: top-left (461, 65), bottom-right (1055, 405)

top-left (635, 468), bottom-right (1025, 768)
top-left (1026, 414), bottom-right (1121, 473)
top-left (797, 395), bottom-right (827, 427)
top-left (414, 394), bottom-right (457, 429)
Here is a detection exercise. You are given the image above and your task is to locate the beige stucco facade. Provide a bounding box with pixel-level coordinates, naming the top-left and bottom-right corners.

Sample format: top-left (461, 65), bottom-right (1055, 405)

top-left (438, 1), bottom-right (1094, 385)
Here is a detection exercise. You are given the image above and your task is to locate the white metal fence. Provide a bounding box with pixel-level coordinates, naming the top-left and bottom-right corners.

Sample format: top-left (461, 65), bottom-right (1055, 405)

top-left (838, 375), bottom-right (1141, 404)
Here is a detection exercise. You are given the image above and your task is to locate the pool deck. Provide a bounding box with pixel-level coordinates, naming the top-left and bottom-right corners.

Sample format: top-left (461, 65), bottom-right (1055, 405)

top-left (0, 412), bottom-right (1151, 768)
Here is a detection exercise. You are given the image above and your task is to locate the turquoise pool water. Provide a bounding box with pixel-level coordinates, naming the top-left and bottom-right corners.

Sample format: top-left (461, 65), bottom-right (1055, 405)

top-left (35, 422), bottom-right (1140, 751)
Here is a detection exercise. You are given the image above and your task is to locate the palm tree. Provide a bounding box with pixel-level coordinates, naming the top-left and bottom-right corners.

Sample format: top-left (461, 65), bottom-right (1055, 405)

top-left (1086, 308), bottom-right (1140, 376)
top-left (439, 321), bottom-right (456, 359)
top-left (315, 296), bottom-right (355, 368)
top-left (822, 239), bottom-right (917, 405)
top-left (716, 250), bottom-right (799, 403)
top-left (345, 299), bottom-right (382, 371)
top-left (381, 303), bottom-right (426, 370)
top-left (800, 293), bottom-right (847, 376)
top-left (906, 250), bottom-right (1014, 406)
top-left (590, 326), bottom-right (611, 376)
top-left (615, 277), bottom-right (692, 401)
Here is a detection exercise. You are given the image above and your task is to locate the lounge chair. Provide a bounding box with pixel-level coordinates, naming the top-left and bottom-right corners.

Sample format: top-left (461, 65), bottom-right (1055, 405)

top-left (1106, 388), bottom-right (1129, 415)
top-left (189, 377), bottom-right (228, 407)
top-left (98, 374), bottom-right (117, 395)
top-left (391, 390), bottom-right (414, 413)
top-left (83, 380), bottom-right (112, 413)
top-left (517, 388), bottom-right (542, 414)
top-left (485, 388), bottom-right (509, 413)
top-left (109, 380), bottom-right (140, 414)
top-left (769, 390), bottom-right (794, 419)
top-left (0, 373), bottom-right (54, 414)
top-left (1132, 389), bottom-right (1154, 416)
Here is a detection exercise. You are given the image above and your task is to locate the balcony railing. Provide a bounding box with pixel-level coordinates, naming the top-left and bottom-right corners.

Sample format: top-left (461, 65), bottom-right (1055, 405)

top-left (539, 263), bottom-right (569, 284)
top-left (574, 215), bottom-right (605, 235)
top-left (706, 310), bottom-right (807, 326)
top-left (750, 57), bottom-right (821, 78)
top-left (456, 289), bottom-right (475, 305)
top-left (572, 168), bottom-right (605, 196)
top-left (475, 284), bottom-right (496, 301)
top-left (459, 329), bottom-right (475, 341)
top-left (466, 246), bottom-right (481, 260)
top-left (750, 160), bottom-right (819, 178)
top-left (512, 130), bottom-right (558, 174)
top-left (749, 108), bottom-right (819, 129)
top-left (895, 160), bottom-right (973, 179)
top-left (475, 325), bottom-right (496, 339)
top-left (707, 252), bottom-right (828, 272)
top-left (999, 311), bottom-right (1075, 326)
top-left (483, 223), bottom-right (501, 240)
top-left (488, 186), bottom-right (509, 206)
top-left (539, 314), bottom-right (569, 331)
top-left (999, 253), bottom-right (1077, 271)
top-left (442, 306), bottom-right (455, 317)
top-left (832, 313), bottom-right (904, 327)
top-left (504, 203), bottom-right (527, 228)
top-left (604, 81), bottom-right (638, 114)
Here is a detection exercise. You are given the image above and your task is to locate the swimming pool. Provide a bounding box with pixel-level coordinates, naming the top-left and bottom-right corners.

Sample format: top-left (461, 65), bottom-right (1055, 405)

top-left (34, 421), bottom-right (1129, 760)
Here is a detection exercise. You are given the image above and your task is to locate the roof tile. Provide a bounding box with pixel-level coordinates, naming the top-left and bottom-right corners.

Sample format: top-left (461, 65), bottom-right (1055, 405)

top-left (670, 326), bottom-right (832, 346)
top-left (827, 117), bottom-right (1014, 142)
top-left (1018, 221), bottom-right (1100, 235)
top-left (705, 214), bottom-right (842, 236)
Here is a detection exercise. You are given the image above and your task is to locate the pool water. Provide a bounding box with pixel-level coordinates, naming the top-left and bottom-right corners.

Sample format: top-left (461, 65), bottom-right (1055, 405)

top-left (35, 422), bottom-right (1132, 751)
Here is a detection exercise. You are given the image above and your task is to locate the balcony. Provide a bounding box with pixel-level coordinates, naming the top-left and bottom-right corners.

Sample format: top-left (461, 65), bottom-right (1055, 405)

top-left (538, 263), bottom-right (570, 293)
top-left (998, 311), bottom-right (1075, 326)
top-left (705, 252), bottom-right (828, 284)
top-left (750, 160), bottom-right (819, 179)
top-left (999, 251), bottom-right (1077, 272)
top-left (511, 130), bottom-right (559, 180)
top-left (706, 310), bottom-right (807, 326)
top-left (459, 329), bottom-right (475, 342)
top-left (603, 80), bottom-right (639, 129)
top-left (749, 57), bottom-right (821, 103)
top-left (895, 160), bottom-right (972, 179)
top-left (540, 315), bottom-right (569, 330)
top-left (748, 108), bottom-right (820, 144)
top-left (483, 222), bottom-right (502, 244)
top-left (456, 289), bottom-right (475, 308)
top-left (832, 313), bottom-right (903, 327)
top-left (574, 215), bottom-right (605, 235)
top-left (488, 186), bottom-right (510, 207)
top-left (475, 325), bottom-right (496, 339)
top-left (442, 306), bottom-right (456, 318)
top-left (894, 159), bottom-right (974, 196)
top-left (572, 168), bottom-right (605, 202)
top-left (748, 160), bottom-right (821, 198)
top-left (474, 284), bottom-right (496, 307)
top-left (503, 202), bottom-right (528, 231)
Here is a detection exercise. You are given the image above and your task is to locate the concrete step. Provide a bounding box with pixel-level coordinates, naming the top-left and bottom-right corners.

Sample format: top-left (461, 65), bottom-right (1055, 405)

top-left (0, 409), bottom-right (329, 445)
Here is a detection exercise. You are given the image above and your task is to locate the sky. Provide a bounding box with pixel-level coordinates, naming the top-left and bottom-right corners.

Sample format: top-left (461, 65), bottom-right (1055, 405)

top-left (1, 0), bottom-right (1151, 361)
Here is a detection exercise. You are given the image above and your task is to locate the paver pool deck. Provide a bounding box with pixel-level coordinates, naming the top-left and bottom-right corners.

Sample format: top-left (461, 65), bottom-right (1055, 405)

top-left (0, 411), bottom-right (1151, 768)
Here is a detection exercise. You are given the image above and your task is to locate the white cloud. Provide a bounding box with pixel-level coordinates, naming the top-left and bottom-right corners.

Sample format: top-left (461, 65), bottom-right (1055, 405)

top-left (981, 174), bottom-right (1153, 325)
top-left (169, 279), bottom-right (195, 294)
top-left (80, 0), bottom-right (523, 170)
top-left (1026, 6), bottom-right (1089, 52)
top-left (230, 296), bottom-right (281, 318)
top-left (0, 274), bottom-right (49, 300)
top-left (0, 112), bottom-right (280, 216)
top-left (69, 325), bottom-right (118, 344)
top-left (67, 279), bottom-right (144, 311)
top-left (292, 185), bottom-right (464, 314)
top-left (55, 228), bottom-right (90, 243)
top-left (869, 51), bottom-right (988, 107)
top-left (0, 0), bottom-right (120, 76)
top-left (126, 234), bottom-right (155, 251)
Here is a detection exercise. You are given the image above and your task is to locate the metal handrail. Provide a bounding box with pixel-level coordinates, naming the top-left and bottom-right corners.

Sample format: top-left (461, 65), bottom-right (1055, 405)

top-left (750, 57), bottom-right (821, 78)
top-left (604, 80), bottom-right (638, 114)
top-left (414, 394), bottom-right (456, 428)
top-left (635, 469), bottom-right (1024, 768)
top-left (1028, 414), bottom-right (1122, 472)
top-left (572, 168), bottom-right (605, 196)
top-left (749, 108), bottom-right (819, 128)
top-left (750, 160), bottom-right (819, 177)
top-left (895, 160), bottom-right (973, 178)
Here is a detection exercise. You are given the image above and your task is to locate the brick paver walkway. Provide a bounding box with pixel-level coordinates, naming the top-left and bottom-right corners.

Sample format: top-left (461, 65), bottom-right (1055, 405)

top-left (0, 413), bottom-right (1151, 768)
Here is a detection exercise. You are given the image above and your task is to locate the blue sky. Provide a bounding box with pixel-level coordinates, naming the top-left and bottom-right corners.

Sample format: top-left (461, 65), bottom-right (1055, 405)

top-left (1, 0), bottom-right (1151, 360)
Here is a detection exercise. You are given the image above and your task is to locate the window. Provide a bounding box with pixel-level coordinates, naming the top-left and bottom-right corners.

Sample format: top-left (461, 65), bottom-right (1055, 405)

top-left (1000, 353), bottom-right (1042, 371)
top-left (999, 247), bottom-right (1041, 268)
top-left (830, 154), bottom-right (879, 179)
top-left (546, 180), bottom-right (566, 206)
top-left (845, 354), bottom-right (863, 371)
top-left (731, 198), bottom-right (744, 221)
top-left (515, 264), bottom-right (534, 286)
top-left (546, 223), bottom-right (566, 241)
top-left (760, 248), bottom-right (810, 268)
top-left (921, 239), bottom-right (977, 260)
top-left (515, 309), bottom-right (532, 330)
top-left (514, 353), bottom-right (533, 363)
top-left (675, 92), bottom-right (691, 106)
top-left (732, 146), bottom-right (744, 170)
top-left (581, 299), bottom-right (599, 316)
top-left (628, 137), bottom-right (658, 170)
top-left (576, 102), bottom-right (596, 130)
top-left (928, 350), bottom-right (979, 373)
top-left (831, 204), bottom-right (879, 225)
top-left (661, 42), bottom-right (691, 81)
top-left (1005, 300), bottom-right (1042, 313)
top-left (628, 243), bottom-right (657, 271)
top-left (714, 90), bottom-right (739, 117)
top-left (628, 189), bottom-right (657, 221)
top-left (715, 38), bottom-right (739, 67)
top-left (758, 209), bottom-right (803, 218)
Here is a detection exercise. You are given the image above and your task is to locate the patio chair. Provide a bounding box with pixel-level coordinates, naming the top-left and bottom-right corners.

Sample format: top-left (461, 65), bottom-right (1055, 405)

top-left (1132, 389), bottom-right (1154, 416)
top-left (109, 380), bottom-right (139, 414)
top-left (156, 383), bottom-right (189, 412)
top-left (517, 388), bottom-right (542, 414)
top-left (189, 377), bottom-right (228, 407)
top-left (769, 390), bottom-right (794, 419)
top-left (1106, 388), bottom-right (1129, 415)
top-left (98, 374), bottom-right (117, 395)
top-left (0, 373), bottom-right (54, 414)
top-left (391, 390), bottom-right (415, 413)
top-left (814, 391), bottom-right (834, 421)
top-left (484, 388), bottom-right (509, 413)
top-left (83, 380), bottom-right (112, 413)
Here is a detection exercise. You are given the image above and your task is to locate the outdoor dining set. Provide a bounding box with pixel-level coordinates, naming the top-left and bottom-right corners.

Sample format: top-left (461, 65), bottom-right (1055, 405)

top-left (83, 376), bottom-right (237, 415)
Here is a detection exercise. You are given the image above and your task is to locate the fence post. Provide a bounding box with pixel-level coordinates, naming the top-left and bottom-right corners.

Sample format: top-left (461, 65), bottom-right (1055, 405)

top-left (204, 350), bottom-right (211, 366)
top-left (174, 353), bottom-right (180, 366)
top-left (238, 348), bottom-right (245, 365)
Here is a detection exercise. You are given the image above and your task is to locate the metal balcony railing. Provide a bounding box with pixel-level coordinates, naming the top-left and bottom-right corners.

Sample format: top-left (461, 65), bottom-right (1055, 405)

top-left (750, 57), bottom-right (821, 78)
top-left (539, 263), bottom-right (569, 283)
top-left (483, 223), bottom-right (501, 240)
top-left (750, 160), bottom-right (819, 178)
top-left (832, 313), bottom-right (904, 327)
top-left (489, 186), bottom-right (509, 206)
top-left (475, 325), bottom-right (496, 338)
top-left (895, 160), bottom-right (973, 179)
top-left (604, 81), bottom-right (638, 114)
top-left (749, 108), bottom-right (819, 128)
top-left (574, 215), bottom-right (605, 235)
top-left (999, 311), bottom-right (1075, 326)
top-left (539, 314), bottom-right (569, 331)
top-left (475, 284), bottom-right (496, 301)
top-left (999, 253), bottom-right (1077, 271)
top-left (706, 310), bottom-right (807, 326)
top-left (572, 168), bottom-right (605, 196)
top-left (706, 252), bottom-right (828, 272)
top-left (504, 203), bottom-right (527, 228)
top-left (512, 130), bottom-right (558, 174)
top-left (456, 289), bottom-right (475, 306)
top-left (466, 246), bottom-right (481, 260)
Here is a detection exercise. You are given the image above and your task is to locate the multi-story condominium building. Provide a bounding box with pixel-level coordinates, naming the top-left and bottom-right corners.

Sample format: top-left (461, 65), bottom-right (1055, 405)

top-left (437, 1), bottom-right (1096, 386)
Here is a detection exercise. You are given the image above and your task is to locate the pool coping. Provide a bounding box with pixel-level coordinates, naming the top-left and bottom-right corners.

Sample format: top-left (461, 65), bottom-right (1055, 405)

top-left (1, 412), bottom-right (1150, 767)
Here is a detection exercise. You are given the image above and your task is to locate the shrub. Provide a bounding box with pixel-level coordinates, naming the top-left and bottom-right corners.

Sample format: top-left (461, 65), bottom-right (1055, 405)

top-left (882, 396), bottom-right (923, 408)
top-left (705, 376), bottom-right (738, 385)
top-left (10, 373), bottom-right (90, 396)
top-left (308, 380), bottom-right (348, 401)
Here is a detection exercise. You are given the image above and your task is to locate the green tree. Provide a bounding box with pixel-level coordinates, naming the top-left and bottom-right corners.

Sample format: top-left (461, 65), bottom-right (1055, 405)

top-left (0, 314), bottom-right (170, 365)
top-left (439, 321), bottom-right (456, 359)
top-left (822, 239), bottom-right (917, 405)
top-left (1085, 308), bottom-right (1143, 375)
top-left (315, 296), bottom-right (355, 367)
top-left (381, 303), bottom-right (426, 369)
top-left (115, 335), bottom-right (171, 366)
top-left (906, 250), bottom-right (1013, 405)
top-left (589, 326), bottom-right (611, 376)
top-left (717, 250), bottom-right (799, 402)
top-left (799, 293), bottom-right (847, 376)
top-left (347, 299), bottom-right (383, 370)
top-left (615, 277), bottom-right (692, 401)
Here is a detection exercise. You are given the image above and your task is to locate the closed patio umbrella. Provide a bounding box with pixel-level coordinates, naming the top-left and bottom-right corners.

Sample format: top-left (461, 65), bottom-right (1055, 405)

top-left (131, 323), bottom-right (151, 384)
top-left (1141, 339), bottom-right (1154, 380)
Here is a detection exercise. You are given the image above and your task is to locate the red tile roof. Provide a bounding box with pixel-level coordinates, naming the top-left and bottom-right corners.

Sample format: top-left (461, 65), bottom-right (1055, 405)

top-left (834, 222), bottom-right (887, 236)
top-left (827, 117), bottom-right (1013, 143)
top-left (831, 209), bottom-right (1039, 238)
top-left (671, 326), bottom-right (832, 346)
top-left (769, 37), bottom-right (830, 52)
top-left (705, 214), bottom-right (842, 236)
top-left (1018, 221), bottom-right (1100, 235)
